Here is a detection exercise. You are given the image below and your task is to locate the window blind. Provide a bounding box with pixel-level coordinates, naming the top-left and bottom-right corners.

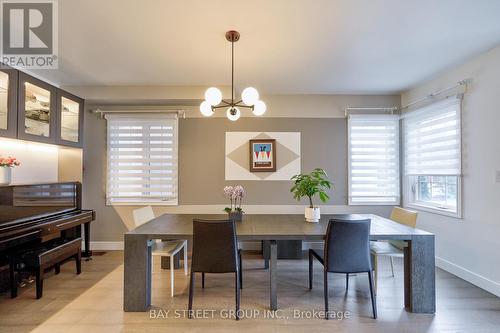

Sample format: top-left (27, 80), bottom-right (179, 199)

top-left (348, 114), bottom-right (400, 205)
top-left (403, 97), bottom-right (461, 176)
top-left (105, 114), bottom-right (178, 205)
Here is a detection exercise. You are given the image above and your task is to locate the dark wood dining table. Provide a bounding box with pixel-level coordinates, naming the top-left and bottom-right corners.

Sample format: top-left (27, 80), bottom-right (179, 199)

top-left (123, 213), bottom-right (435, 314)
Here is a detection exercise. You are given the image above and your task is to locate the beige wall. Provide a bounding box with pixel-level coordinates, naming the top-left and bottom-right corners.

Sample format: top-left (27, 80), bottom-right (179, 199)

top-left (82, 94), bottom-right (399, 242)
top-left (58, 147), bottom-right (83, 182)
top-left (401, 45), bottom-right (500, 296)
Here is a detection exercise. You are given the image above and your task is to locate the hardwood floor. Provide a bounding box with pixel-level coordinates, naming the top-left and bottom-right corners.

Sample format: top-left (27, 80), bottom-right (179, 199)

top-left (0, 251), bottom-right (499, 333)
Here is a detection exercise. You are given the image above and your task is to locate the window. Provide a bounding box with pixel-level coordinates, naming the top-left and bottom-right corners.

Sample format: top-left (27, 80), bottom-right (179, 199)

top-left (105, 114), bottom-right (178, 205)
top-left (403, 97), bottom-right (462, 217)
top-left (348, 114), bottom-right (400, 205)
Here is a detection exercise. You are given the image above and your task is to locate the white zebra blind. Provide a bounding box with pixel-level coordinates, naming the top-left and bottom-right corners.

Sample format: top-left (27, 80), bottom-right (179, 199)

top-left (348, 114), bottom-right (400, 205)
top-left (403, 97), bottom-right (461, 176)
top-left (105, 114), bottom-right (178, 205)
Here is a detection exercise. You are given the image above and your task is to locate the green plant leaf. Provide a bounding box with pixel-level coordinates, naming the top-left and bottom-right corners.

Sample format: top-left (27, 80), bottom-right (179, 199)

top-left (319, 191), bottom-right (329, 203)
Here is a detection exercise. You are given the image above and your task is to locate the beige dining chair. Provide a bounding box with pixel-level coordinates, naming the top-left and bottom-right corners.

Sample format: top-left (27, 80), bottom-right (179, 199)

top-left (370, 207), bottom-right (418, 291)
top-left (132, 206), bottom-right (188, 297)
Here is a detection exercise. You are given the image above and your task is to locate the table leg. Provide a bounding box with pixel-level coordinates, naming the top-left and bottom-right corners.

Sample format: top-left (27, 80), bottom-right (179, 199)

top-left (269, 240), bottom-right (277, 310)
top-left (262, 240), bottom-right (269, 269)
top-left (82, 222), bottom-right (92, 259)
top-left (404, 235), bottom-right (436, 313)
top-left (124, 234), bottom-right (151, 312)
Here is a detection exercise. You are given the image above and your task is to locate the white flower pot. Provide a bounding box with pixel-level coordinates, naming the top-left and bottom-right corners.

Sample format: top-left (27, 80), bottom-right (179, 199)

top-left (305, 207), bottom-right (320, 223)
top-left (0, 167), bottom-right (12, 185)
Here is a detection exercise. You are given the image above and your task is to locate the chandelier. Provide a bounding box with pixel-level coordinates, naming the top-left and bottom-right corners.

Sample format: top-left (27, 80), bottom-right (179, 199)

top-left (200, 30), bottom-right (266, 121)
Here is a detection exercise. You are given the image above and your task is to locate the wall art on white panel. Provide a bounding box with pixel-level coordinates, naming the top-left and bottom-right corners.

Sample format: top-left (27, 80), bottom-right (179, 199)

top-left (225, 132), bottom-right (301, 180)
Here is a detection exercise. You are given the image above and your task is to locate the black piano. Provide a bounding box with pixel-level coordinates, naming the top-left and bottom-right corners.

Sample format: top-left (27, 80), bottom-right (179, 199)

top-left (0, 182), bottom-right (94, 294)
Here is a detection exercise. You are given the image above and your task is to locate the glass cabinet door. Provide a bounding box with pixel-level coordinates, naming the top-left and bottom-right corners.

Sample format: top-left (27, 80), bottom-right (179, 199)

top-left (60, 96), bottom-right (79, 142)
top-left (18, 72), bottom-right (57, 143)
top-left (24, 82), bottom-right (52, 137)
top-left (0, 68), bottom-right (18, 138)
top-left (57, 91), bottom-right (83, 147)
top-left (0, 71), bottom-right (8, 130)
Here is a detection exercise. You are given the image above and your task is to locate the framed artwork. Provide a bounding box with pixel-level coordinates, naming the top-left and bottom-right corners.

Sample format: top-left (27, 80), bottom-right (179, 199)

top-left (249, 139), bottom-right (276, 172)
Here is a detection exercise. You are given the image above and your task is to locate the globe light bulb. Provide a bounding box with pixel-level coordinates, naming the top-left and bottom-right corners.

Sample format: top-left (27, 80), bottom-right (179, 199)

top-left (252, 100), bottom-right (267, 116)
top-left (226, 107), bottom-right (241, 121)
top-left (205, 87), bottom-right (222, 106)
top-left (241, 87), bottom-right (259, 106)
top-left (200, 101), bottom-right (214, 117)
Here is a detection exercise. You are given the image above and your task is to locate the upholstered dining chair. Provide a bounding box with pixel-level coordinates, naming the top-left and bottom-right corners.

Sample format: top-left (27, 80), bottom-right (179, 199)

top-left (188, 219), bottom-right (243, 320)
top-left (370, 207), bottom-right (418, 291)
top-left (309, 217), bottom-right (377, 319)
top-left (132, 206), bottom-right (187, 297)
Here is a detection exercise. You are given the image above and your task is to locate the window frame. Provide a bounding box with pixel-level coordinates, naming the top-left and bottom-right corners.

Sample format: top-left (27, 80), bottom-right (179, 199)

top-left (404, 175), bottom-right (462, 218)
top-left (105, 113), bottom-right (179, 206)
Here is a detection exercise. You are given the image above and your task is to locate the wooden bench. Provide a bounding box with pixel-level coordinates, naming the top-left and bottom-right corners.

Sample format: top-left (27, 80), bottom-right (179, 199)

top-left (10, 238), bottom-right (82, 299)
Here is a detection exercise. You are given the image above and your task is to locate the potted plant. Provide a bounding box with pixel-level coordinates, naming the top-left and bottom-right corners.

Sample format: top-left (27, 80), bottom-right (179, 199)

top-left (223, 185), bottom-right (245, 222)
top-left (0, 156), bottom-right (20, 185)
top-left (290, 168), bottom-right (332, 223)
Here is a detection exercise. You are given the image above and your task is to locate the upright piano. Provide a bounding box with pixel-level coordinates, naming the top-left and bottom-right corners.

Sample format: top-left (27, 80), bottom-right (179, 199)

top-left (0, 182), bottom-right (94, 289)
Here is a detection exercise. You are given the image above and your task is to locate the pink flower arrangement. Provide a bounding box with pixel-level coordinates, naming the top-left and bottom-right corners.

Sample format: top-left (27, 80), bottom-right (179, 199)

top-left (224, 185), bottom-right (245, 213)
top-left (0, 156), bottom-right (21, 168)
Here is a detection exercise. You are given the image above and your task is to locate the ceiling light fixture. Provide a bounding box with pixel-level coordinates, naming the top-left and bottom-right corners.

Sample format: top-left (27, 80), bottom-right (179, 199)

top-left (200, 30), bottom-right (266, 121)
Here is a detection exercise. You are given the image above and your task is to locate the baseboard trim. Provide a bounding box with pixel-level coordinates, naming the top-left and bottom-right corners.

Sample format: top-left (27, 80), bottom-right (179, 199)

top-left (88, 241), bottom-right (124, 251)
top-left (302, 242), bottom-right (323, 250)
top-left (436, 256), bottom-right (500, 297)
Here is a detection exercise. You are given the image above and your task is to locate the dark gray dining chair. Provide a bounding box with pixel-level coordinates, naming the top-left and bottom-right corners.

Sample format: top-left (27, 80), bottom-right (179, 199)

top-left (188, 219), bottom-right (243, 320)
top-left (309, 217), bottom-right (377, 319)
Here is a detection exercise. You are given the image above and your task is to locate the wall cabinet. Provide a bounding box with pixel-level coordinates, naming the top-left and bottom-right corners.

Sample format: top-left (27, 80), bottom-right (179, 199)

top-left (17, 72), bottom-right (58, 144)
top-left (0, 66), bottom-right (85, 148)
top-left (0, 67), bottom-right (18, 138)
top-left (56, 90), bottom-right (84, 148)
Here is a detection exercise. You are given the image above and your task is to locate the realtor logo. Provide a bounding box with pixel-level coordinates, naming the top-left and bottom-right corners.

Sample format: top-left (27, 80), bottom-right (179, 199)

top-left (1, 0), bottom-right (58, 68)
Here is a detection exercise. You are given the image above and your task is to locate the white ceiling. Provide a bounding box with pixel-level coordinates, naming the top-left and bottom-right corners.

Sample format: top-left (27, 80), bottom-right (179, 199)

top-left (33, 0), bottom-right (500, 94)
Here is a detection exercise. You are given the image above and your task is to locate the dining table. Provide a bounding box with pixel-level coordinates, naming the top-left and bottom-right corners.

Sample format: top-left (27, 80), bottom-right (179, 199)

top-left (123, 213), bottom-right (435, 314)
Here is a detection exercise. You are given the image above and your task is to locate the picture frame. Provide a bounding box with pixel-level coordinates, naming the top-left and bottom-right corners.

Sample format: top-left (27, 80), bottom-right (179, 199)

top-left (249, 139), bottom-right (276, 172)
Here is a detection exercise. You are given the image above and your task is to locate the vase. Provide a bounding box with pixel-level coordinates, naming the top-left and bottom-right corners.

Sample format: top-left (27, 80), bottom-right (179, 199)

top-left (305, 207), bottom-right (320, 223)
top-left (228, 211), bottom-right (243, 222)
top-left (0, 167), bottom-right (12, 185)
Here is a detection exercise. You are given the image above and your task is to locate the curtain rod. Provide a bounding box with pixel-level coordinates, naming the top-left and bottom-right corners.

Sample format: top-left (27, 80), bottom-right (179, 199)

top-left (400, 78), bottom-right (471, 111)
top-left (92, 108), bottom-right (185, 119)
top-left (344, 106), bottom-right (398, 117)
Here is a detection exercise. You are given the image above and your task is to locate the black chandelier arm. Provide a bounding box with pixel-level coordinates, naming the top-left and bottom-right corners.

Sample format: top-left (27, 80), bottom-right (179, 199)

top-left (219, 99), bottom-right (243, 105)
top-left (234, 103), bottom-right (254, 110)
top-left (211, 99), bottom-right (254, 110)
top-left (211, 104), bottom-right (230, 110)
top-left (211, 103), bottom-right (254, 110)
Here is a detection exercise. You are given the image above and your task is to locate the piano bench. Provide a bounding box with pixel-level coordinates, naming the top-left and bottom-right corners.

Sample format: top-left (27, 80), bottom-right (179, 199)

top-left (9, 238), bottom-right (82, 299)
